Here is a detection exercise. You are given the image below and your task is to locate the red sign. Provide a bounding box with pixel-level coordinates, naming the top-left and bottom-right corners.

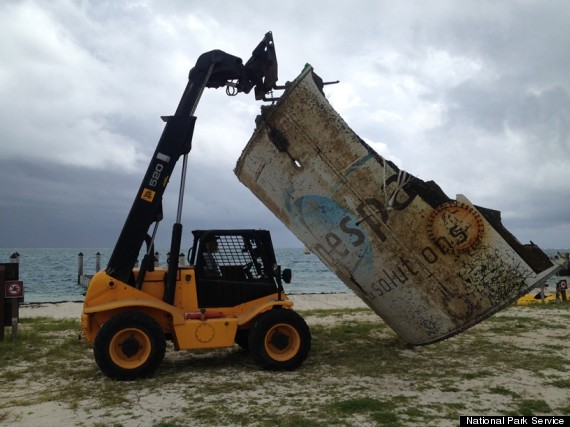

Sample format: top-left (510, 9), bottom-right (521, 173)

top-left (5, 280), bottom-right (24, 298)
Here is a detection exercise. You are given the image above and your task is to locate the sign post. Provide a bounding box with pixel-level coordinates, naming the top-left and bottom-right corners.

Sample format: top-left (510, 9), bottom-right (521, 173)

top-left (5, 280), bottom-right (23, 340)
top-left (0, 266), bottom-right (4, 341)
top-left (1, 263), bottom-right (23, 341)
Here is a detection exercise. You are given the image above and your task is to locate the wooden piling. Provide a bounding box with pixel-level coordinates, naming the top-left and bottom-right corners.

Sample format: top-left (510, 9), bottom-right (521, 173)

top-left (77, 252), bottom-right (84, 284)
top-left (77, 252), bottom-right (95, 287)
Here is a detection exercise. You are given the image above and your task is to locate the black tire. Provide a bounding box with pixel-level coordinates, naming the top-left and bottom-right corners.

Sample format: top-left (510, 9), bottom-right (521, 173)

top-left (248, 309), bottom-right (311, 370)
top-left (93, 312), bottom-right (166, 381)
top-left (235, 328), bottom-right (250, 351)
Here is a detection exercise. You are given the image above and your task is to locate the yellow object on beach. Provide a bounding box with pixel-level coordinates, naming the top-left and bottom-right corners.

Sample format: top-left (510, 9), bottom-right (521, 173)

top-left (515, 292), bottom-right (557, 305)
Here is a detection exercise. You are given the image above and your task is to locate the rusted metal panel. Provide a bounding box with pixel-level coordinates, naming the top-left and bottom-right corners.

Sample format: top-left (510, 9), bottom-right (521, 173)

top-left (235, 65), bottom-right (559, 345)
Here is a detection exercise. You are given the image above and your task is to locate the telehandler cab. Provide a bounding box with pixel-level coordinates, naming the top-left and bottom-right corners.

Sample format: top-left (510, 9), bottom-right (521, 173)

top-left (81, 32), bottom-right (311, 380)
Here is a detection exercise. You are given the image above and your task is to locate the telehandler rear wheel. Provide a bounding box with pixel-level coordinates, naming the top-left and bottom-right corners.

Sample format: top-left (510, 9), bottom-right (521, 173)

top-left (93, 312), bottom-right (166, 381)
top-left (249, 309), bottom-right (311, 370)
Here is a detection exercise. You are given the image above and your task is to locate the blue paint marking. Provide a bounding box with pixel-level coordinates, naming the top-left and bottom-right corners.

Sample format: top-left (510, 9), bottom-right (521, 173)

top-left (292, 195), bottom-right (374, 278)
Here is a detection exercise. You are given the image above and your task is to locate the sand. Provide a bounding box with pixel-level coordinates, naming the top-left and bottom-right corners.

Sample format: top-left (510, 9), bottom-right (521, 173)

top-left (6, 294), bottom-right (570, 426)
top-left (18, 293), bottom-right (368, 319)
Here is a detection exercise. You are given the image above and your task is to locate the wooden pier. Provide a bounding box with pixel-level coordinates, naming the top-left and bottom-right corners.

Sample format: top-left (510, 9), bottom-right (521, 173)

top-left (77, 252), bottom-right (100, 287)
top-left (78, 251), bottom-right (187, 287)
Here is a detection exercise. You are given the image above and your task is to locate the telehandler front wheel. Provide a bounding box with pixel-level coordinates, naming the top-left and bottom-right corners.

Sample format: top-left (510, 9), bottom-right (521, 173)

top-left (93, 312), bottom-right (166, 381)
top-left (249, 309), bottom-right (311, 370)
top-left (234, 329), bottom-right (250, 351)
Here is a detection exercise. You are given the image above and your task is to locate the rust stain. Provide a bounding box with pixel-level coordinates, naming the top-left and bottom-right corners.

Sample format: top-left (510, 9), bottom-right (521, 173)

top-left (235, 65), bottom-right (559, 345)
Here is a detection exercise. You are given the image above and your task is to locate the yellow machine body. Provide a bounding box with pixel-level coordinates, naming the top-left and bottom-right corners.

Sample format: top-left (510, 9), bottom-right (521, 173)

top-left (81, 267), bottom-right (293, 352)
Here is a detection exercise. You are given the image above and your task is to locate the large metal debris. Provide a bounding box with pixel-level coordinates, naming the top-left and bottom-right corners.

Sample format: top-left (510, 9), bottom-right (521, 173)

top-left (235, 65), bottom-right (559, 345)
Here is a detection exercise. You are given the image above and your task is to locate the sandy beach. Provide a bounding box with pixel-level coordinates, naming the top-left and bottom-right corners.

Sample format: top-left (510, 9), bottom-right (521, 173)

top-left (5, 294), bottom-right (570, 426)
top-left (18, 293), bottom-right (368, 319)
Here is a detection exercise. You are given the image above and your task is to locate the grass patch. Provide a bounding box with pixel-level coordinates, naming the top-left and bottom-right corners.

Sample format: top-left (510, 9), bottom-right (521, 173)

top-left (508, 399), bottom-right (552, 416)
top-left (1, 305), bottom-right (569, 425)
top-left (330, 397), bottom-right (400, 426)
top-left (489, 386), bottom-right (521, 399)
top-left (548, 378), bottom-right (570, 388)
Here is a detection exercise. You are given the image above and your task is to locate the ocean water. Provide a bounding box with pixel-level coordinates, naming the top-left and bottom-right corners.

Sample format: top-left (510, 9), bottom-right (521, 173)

top-left (0, 247), bottom-right (566, 303)
top-left (0, 247), bottom-right (348, 303)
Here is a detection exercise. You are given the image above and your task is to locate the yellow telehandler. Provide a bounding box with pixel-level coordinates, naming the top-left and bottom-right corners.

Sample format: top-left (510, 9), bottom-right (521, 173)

top-left (81, 32), bottom-right (311, 380)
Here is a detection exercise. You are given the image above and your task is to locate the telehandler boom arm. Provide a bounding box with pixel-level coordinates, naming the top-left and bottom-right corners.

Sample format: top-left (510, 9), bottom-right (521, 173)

top-left (105, 32), bottom-right (278, 302)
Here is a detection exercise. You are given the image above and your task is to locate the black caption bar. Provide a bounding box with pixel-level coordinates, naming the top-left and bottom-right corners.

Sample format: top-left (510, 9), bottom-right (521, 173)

top-left (460, 416), bottom-right (569, 426)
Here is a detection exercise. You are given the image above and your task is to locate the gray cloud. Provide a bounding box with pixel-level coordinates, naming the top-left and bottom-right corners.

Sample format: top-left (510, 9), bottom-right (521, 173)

top-left (1, 0), bottom-right (569, 250)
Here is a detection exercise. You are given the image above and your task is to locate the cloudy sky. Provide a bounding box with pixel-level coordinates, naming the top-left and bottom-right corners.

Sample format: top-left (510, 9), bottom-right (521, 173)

top-left (1, 0), bottom-right (569, 251)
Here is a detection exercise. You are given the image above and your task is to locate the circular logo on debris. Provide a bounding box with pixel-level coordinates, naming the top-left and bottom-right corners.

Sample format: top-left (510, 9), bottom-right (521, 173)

top-left (427, 202), bottom-right (484, 255)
